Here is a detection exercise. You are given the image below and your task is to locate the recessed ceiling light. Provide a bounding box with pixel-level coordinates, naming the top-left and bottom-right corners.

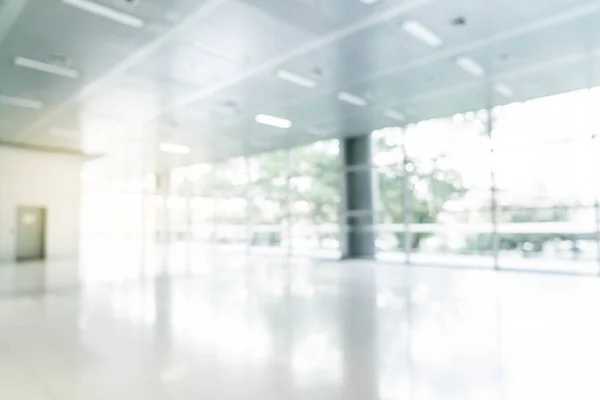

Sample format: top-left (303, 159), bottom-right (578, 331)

top-left (402, 21), bottom-right (443, 47)
top-left (0, 95), bottom-right (43, 110)
top-left (360, 0), bottom-right (382, 4)
top-left (494, 82), bottom-right (514, 97)
top-left (15, 57), bottom-right (80, 79)
top-left (338, 91), bottom-right (368, 107)
top-left (62, 0), bottom-right (145, 28)
top-left (450, 16), bottom-right (467, 26)
top-left (384, 109), bottom-right (406, 122)
top-left (118, 0), bottom-right (140, 9)
top-left (456, 56), bottom-right (485, 76)
top-left (276, 69), bottom-right (316, 88)
top-left (160, 142), bottom-right (191, 154)
top-left (255, 114), bottom-right (292, 129)
top-left (311, 67), bottom-right (324, 78)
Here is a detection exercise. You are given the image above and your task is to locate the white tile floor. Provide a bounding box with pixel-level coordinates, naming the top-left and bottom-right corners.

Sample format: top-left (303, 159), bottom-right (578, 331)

top-left (1, 254), bottom-right (600, 399)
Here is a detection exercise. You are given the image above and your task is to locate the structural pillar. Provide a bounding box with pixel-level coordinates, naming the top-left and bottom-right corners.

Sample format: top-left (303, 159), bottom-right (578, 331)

top-left (341, 135), bottom-right (376, 259)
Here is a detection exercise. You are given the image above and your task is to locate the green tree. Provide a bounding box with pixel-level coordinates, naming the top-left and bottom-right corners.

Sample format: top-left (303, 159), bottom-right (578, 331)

top-left (290, 143), bottom-right (339, 246)
top-left (497, 205), bottom-right (571, 252)
top-left (374, 135), bottom-right (465, 250)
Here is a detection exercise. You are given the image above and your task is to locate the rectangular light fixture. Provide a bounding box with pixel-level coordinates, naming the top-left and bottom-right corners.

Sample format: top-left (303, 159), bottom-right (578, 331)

top-left (402, 21), bottom-right (442, 47)
top-left (360, 0), bottom-right (382, 4)
top-left (160, 142), bottom-right (191, 154)
top-left (0, 95), bottom-right (43, 110)
top-left (338, 91), bottom-right (368, 107)
top-left (456, 56), bottom-right (485, 76)
top-left (384, 109), bottom-right (406, 122)
top-left (62, 0), bottom-right (145, 28)
top-left (276, 69), bottom-right (316, 88)
top-left (15, 57), bottom-right (80, 79)
top-left (255, 114), bottom-right (292, 129)
top-left (494, 82), bottom-right (514, 97)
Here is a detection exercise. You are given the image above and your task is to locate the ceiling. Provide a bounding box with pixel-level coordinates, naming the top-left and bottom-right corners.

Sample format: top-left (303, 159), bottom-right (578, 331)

top-left (1, 0), bottom-right (600, 166)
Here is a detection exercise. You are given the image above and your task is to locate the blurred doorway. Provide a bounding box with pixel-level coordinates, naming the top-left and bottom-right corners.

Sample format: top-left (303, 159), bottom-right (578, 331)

top-left (16, 207), bottom-right (46, 262)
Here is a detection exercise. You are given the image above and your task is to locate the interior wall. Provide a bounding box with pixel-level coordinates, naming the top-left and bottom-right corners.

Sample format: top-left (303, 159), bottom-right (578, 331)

top-left (0, 147), bottom-right (83, 263)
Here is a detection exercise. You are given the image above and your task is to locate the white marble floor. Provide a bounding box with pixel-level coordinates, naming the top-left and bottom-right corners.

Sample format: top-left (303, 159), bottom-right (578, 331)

top-left (1, 254), bottom-right (600, 400)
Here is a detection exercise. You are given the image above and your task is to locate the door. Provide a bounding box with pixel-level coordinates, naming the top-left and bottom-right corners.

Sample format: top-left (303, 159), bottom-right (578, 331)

top-left (16, 207), bottom-right (46, 262)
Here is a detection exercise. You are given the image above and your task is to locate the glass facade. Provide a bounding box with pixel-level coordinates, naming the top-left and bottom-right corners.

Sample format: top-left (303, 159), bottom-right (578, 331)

top-left (133, 139), bottom-right (344, 260)
top-left (81, 78), bottom-right (600, 275)
top-left (373, 86), bottom-right (600, 273)
top-left (81, 82), bottom-right (600, 274)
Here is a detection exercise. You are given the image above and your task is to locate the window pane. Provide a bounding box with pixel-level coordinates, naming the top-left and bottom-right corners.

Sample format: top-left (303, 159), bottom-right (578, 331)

top-left (290, 140), bottom-right (341, 257)
top-left (496, 206), bottom-right (598, 273)
top-left (373, 128), bottom-right (406, 257)
top-left (403, 114), bottom-right (494, 267)
top-left (213, 158), bottom-right (248, 248)
top-left (248, 150), bottom-right (288, 253)
top-left (493, 139), bottom-right (596, 207)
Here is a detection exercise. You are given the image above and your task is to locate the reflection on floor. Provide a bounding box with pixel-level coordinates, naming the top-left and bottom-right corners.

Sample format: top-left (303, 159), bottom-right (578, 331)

top-left (1, 253), bottom-right (600, 400)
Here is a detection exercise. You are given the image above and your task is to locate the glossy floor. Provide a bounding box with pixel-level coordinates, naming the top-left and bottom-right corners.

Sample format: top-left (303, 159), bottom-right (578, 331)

top-left (1, 254), bottom-right (600, 400)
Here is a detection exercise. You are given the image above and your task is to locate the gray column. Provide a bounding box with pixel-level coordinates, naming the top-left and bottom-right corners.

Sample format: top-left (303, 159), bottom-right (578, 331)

top-left (341, 135), bottom-right (376, 259)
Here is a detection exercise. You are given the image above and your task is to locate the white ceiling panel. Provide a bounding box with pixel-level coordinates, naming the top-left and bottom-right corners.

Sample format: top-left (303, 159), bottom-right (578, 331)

top-left (0, 0), bottom-right (599, 163)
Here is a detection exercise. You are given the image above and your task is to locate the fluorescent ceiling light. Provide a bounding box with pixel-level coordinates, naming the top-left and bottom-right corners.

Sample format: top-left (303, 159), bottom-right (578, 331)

top-left (255, 114), bottom-right (292, 129)
top-left (360, 0), bottom-right (382, 4)
top-left (338, 91), bottom-right (368, 107)
top-left (402, 21), bottom-right (442, 47)
top-left (494, 82), bottom-right (514, 97)
top-left (62, 0), bottom-right (145, 28)
top-left (456, 56), bottom-right (485, 76)
top-left (276, 69), bottom-right (316, 88)
top-left (0, 95), bottom-right (43, 110)
top-left (15, 57), bottom-right (80, 79)
top-left (160, 142), bottom-right (191, 154)
top-left (384, 109), bottom-right (406, 122)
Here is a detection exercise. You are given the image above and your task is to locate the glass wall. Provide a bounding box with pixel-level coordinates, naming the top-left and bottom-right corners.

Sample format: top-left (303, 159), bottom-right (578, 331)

top-left (290, 141), bottom-right (341, 257)
top-left (83, 85), bottom-right (600, 275)
top-left (213, 157), bottom-right (249, 249)
top-left (375, 116), bottom-right (495, 268)
top-left (373, 85), bottom-right (600, 273)
top-left (166, 139), bottom-right (342, 259)
top-left (248, 150), bottom-right (289, 254)
top-left (82, 83), bottom-right (600, 276)
top-left (367, 6), bottom-right (600, 274)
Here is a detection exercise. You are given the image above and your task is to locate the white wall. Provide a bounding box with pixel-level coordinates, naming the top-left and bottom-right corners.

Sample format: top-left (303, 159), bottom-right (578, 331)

top-left (0, 147), bottom-right (83, 263)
